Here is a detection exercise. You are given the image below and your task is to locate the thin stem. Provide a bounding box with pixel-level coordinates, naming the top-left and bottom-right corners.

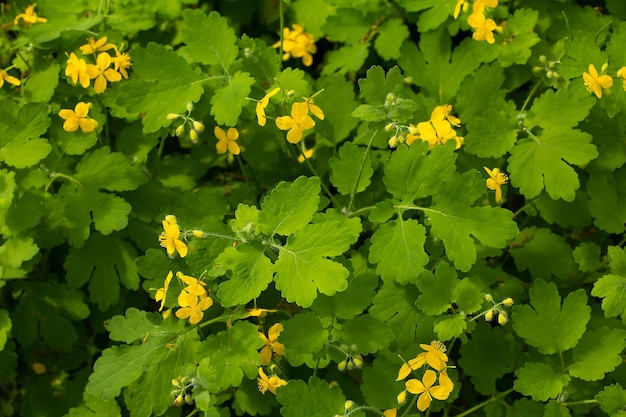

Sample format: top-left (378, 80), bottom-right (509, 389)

top-left (452, 389), bottom-right (514, 417)
top-left (511, 196), bottom-right (541, 219)
top-left (561, 399), bottom-right (598, 407)
top-left (303, 155), bottom-right (342, 208)
top-left (518, 77), bottom-right (543, 117)
top-left (347, 129), bottom-right (377, 215)
top-left (278, 0), bottom-right (285, 70)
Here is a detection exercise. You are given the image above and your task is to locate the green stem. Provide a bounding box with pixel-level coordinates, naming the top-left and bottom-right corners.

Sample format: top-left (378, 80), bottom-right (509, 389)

top-left (452, 389), bottom-right (514, 417)
top-left (511, 196), bottom-right (541, 219)
top-left (278, 0), bottom-right (285, 70)
top-left (518, 77), bottom-right (543, 118)
top-left (347, 129), bottom-right (377, 215)
top-left (303, 155), bottom-right (342, 209)
top-left (561, 399), bottom-right (598, 407)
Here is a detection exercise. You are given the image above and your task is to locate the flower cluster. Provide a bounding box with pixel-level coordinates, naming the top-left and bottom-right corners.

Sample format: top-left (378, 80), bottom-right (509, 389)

top-left (454, 0), bottom-right (500, 44)
top-left (481, 294), bottom-right (514, 325)
top-left (154, 270), bottom-right (213, 325)
top-left (484, 166), bottom-right (509, 203)
top-left (336, 344), bottom-right (364, 372)
top-left (259, 323), bottom-right (285, 366)
top-left (396, 341), bottom-right (454, 412)
top-left (64, 36), bottom-right (131, 94)
top-left (167, 102), bottom-right (205, 143)
top-left (13, 3), bottom-right (47, 26)
top-left (58, 102), bottom-right (99, 133)
top-left (273, 24), bottom-right (317, 67)
top-left (388, 104), bottom-right (462, 150)
top-left (170, 375), bottom-right (196, 407)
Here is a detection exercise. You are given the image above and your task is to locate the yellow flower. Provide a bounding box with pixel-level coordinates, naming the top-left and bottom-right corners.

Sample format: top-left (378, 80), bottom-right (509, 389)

top-left (79, 36), bottom-right (117, 55)
top-left (58, 102), bottom-right (99, 133)
top-left (176, 272), bottom-right (208, 306)
top-left (453, 0), bottom-right (466, 18)
top-left (383, 409), bottom-right (397, 417)
top-left (65, 53), bottom-right (91, 88)
top-left (112, 49), bottom-right (132, 79)
top-left (297, 147), bottom-right (314, 163)
top-left (158, 215), bottom-right (188, 258)
top-left (0, 68), bottom-right (21, 88)
top-left (414, 119), bottom-right (458, 149)
top-left (257, 367), bottom-right (287, 394)
top-left (214, 126), bottom-right (241, 156)
top-left (255, 87), bottom-right (281, 126)
top-left (484, 166), bottom-right (508, 203)
top-left (86, 52), bottom-right (123, 94)
top-left (397, 340), bottom-right (449, 381)
top-left (273, 24), bottom-right (317, 67)
top-left (275, 102), bottom-right (316, 144)
top-left (175, 293), bottom-right (213, 324)
top-left (13, 4), bottom-right (47, 26)
top-left (583, 64), bottom-right (613, 98)
top-left (430, 104), bottom-right (460, 127)
top-left (300, 96), bottom-right (325, 120)
top-left (155, 271), bottom-right (173, 311)
top-left (468, 12), bottom-right (497, 44)
top-left (617, 66), bottom-right (626, 90)
top-left (259, 323), bottom-right (286, 365)
top-left (406, 369), bottom-right (453, 412)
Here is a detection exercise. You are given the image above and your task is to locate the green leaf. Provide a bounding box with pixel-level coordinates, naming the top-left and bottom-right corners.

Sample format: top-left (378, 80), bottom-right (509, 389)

top-left (608, 246), bottom-right (626, 276)
top-left (0, 309), bottom-right (11, 351)
top-left (374, 19), bottom-right (409, 60)
top-left (275, 67), bottom-right (310, 96)
top-left (329, 142), bottom-right (373, 195)
top-left (426, 171), bottom-right (518, 271)
top-left (258, 176), bottom-right (321, 236)
top-left (314, 75), bottom-right (360, 143)
top-left (370, 282), bottom-right (423, 348)
top-left (104, 308), bottom-right (154, 343)
top-left (64, 392), bottom-right (121, 417)
top-left (513, 280), bottom-right (590, 355)
top-left (341, 315), bottom-right (394, 354)
top-left (199, 322), bottom-right (263, 390)
top-left (587, 168), bottom-right (626, 234)
top-left (277, 376), bottom-right (345, 417)
top-left (369, 219), bottom-right (428, 284)
top-left (510, 228), bottom-right (578, 280)
top-left (64, 234), bottom-right (139, 311)
top-left (456, 63), bottom-right (506, 121)
top-left (321, 42), bottom-right (369, 76)
top-left (543, 400), bottom-right (572, 417)
top-left (274, 220), bottom-right (360, 307)
top-left (514, 362), bottom-right (570, 402)
top-left (458, 323), bottom-right (517, 395)
top-left (433, 315), bottom-right (467, 341)
top-left (591, 274), bottom-right (626, 321)
top-left (568, 327), bottom-right (626, 381)
top-left (416, 261), bottom-right (458, 315)
top-left (525, 89), bottom-right (595, 130)
top-left (23, 61), bottom-right (60, 103)
top-left (535, 191), bottom-right (592, 228)
top-left (351, 104), bottom-right (388, 122)
top-left (215, 243), bottom-right (274, 307)
top-left (0, 101), bottom-right (51, 168)
top-left (180, 10), bottom-right (238, 67)
top-left (573, 242), bottom-right (601, 272)
top-left (384, 140), bottom-right (457, 203)
top-left (115, 43), bottom-right (205, 133)
top-left (509, 126), bottom-right (597, 201)
top-left (358, 66), bottom-right (406, 105)
top-left (361, 355), bottom-right (405, 408)
top-left (596, 384), bottom-right (626, 415)
top-left (398, 0), bottom-right (454, 31)
top-left (281, 312), bottom-right (328, 356)
top-left (464, 98), bottom-right (518, 158)
top-left (0, 236), bottom-right (39, 279)
top-left (211, 71), bottom-right (255, 126)
top-left (454, 278), bottom-right (484, 314)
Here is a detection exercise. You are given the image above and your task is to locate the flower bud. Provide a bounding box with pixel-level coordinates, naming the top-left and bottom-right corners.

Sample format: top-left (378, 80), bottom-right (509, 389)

top-left (385, 123), bottom-right (394, 132)
top-left (484, 294), bottom-right (493, 302)
top-left (485, 309), bottom-right (494, 322)
top-left (166, 113), bottom-right (180, 120)
top-left (502, 297), bottom-right (514, 306)
top-left (498, 312), bottom-right (508, 326)
top-left (192, 230), bottom-right (207, 238)
top-left (192, 120), bottom-right (205, 132)
top-left (344, 401), bottom-right (354, 410)
top-left (388, 136), bottom-right (398, 148)
top-left (338, 360), bottom-right (347, 372)
top-left (397, 390), bottom-right (407, 404)
top-left (602, 62), bottom-right (609, 72)
top-left (173, 394), bottom-right (184, 407)
top-left (186, 102), bottom-right (194, 112)
top-left (189, 129), bottom-right (199, 143)
top-left (175, 125), bottom-right (185, 137)
top-left (352, 356), bottom-right (363, 369)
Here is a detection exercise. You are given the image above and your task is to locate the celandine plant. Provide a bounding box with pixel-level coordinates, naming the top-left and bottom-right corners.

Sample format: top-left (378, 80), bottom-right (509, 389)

top-left (0, 0), bottom-right (625, 416)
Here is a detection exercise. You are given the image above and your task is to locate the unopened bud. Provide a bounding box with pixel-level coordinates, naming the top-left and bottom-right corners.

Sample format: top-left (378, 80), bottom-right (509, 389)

top-left (344, 400), bottom-right (354, 410)
top-left (502, 297), bottom-right (514, 306)
top-left (192, 120), bottom-right (205, 132)
top-left (485, 294), bottom-right (493, 302)
top-left (498, 312), bottom-right (508, 326)
top-left (388, 136), bottom-right (398, 148)
top-left (192, 230), bottom-right (207, 238)
top-left (186, 102), bottom-right (194, 112)
top-left (397, 390), bottom-right (407, 404)
top-left (338, 360), bottom-right (347, 371)
top-left (385, 123), bottom-right (394, 132)
top-left (173, 394), bottom-right (184, 407)
top-left (190, 129), bottom-right (199, 143)
top-left (403, 76), bottom-right (413, 85)
top-left (602, 62), bottom-right (609, 72)
top-left (184, 394), bottom-right (193, 404)
top-left (485, 309), bottom-right (494, 321)
top-left (166, 113), bottom-right (180, 120)
top-left (352, 356), bottom-right (363, 369)
top-left (175, 125), bottom-right (184, 137)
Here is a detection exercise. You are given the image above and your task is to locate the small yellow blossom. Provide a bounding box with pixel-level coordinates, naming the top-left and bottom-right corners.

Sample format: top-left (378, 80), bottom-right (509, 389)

top-left (431, 104), bottom-right (461, 127)
top-left (243, 308), bottom-right (277, 318)
top-left (484, 166), bottom-right (508, 203)
top-left (397, 340), bottom-right (449, 381)
top-left (65, 53), bottom-right (91, 88)
top-left (616, 66), bottom-right (626, 90)
top-left (468, 12), bottom-right (497, 44)
top-left (257, 367), bottom-right (287, 394)
top-left (383, 409), bottom-right (397, 417)
top-left (259, 323), bottom-right (286, 365)
top-left (176, 272), bottom-right (208, 303)
top-left (275, 102), bottom-right (316, 144)
top-left (415, 119), bottom-right (459, 149)
top-left (472, 0), bottom-right (498, 15)
top-left (32, 362), bottom-right (46, 374)
top-left (300, 96), bottom-right (325, 120)
top-left (397, 390), bottom-right (407, 404)
top-left (583, 64), bottom-right (613, 98)
top-left (255, 87), bottom-right (280, 126)
top-left (214, 126), bottom-right (241, 156)
top-left (297, 147), bottom-right (314, 163)
top-left (86, 52), bottom-right (123, 94)
top-left (406, 369), bottom-right (453, 412)
top-left (155, 271), bottom-right (173, 311)
top-left (0, 68), bottom-right (21, 88)
top-left (175, 294), bottom-right (213, 324)
top-left (273, 24), bottom-right (317, 67)
top-left (112, 49), bottom-right (132, 79)
top-left (58, 102), bottom-right (99, 133)
top-left (498, 311), bottom-right (508, 325)
top-left (13, 4), bottom-right (47, 26)
top-left (159, 215), bottom-right (188, 258)
top-left (79, 36), bottom-right (117, 55)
